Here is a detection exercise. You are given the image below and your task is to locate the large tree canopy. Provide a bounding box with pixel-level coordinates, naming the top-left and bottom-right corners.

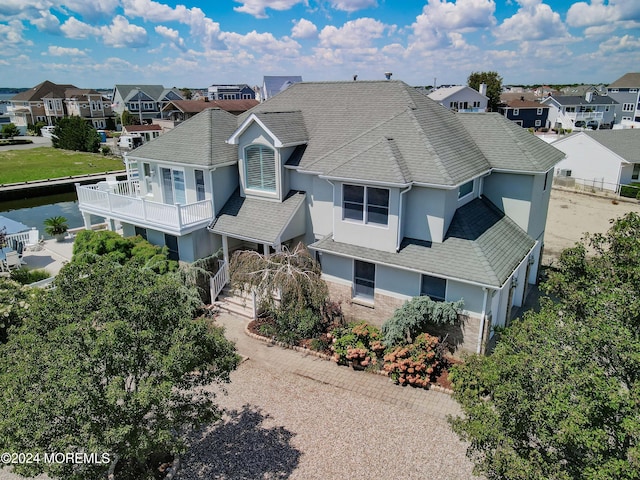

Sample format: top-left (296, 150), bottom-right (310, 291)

top-left (0, 258), bottom-right (240, 479)
top-left (52, 115), bottom-right (101, 152)
top-left (449, 212), bottom-right (640, 480)
top-left (467, 71), bottom-right (503, 112)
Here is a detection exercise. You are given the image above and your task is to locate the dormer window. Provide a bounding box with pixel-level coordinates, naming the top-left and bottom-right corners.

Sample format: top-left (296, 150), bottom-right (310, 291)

top-left (343, 184), bottom-right (389, 226)
top-left (245, 145), bottom-right (276, 192)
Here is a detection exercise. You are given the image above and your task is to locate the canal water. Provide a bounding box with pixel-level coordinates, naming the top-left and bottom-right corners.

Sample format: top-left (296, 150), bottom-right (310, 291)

top-left (0, 192), bottom-right (104, 238)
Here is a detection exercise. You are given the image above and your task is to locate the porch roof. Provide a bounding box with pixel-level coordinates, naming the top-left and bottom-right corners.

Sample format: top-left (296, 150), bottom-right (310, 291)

top-left (309, 197), bottom-right (535, 288)
top-left (208, 189), bottom-right (306, 245)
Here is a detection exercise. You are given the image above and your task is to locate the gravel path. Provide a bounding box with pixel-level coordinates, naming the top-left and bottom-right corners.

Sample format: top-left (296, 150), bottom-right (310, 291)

top-left (177, 359), bottom-right (478, 480)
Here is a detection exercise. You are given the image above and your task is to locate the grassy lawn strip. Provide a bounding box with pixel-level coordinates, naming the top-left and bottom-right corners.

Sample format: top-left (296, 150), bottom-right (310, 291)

top-left (0, 147), bottom-right (125, 184)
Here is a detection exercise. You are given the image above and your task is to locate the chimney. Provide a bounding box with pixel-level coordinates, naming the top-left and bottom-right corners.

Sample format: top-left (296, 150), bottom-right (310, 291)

top-left (479, 83), bottom-right (487, 96)
top-left (384, 72), bottom-right (393, 80)
top-left (585, 91), bottom-right (593, 102)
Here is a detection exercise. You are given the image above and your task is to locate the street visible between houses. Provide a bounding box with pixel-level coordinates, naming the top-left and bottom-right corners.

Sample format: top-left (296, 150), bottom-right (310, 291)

top-left (543, 187), bottom-right (640, 264)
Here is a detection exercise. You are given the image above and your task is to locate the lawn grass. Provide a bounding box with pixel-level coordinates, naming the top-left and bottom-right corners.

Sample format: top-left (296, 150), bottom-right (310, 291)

top-left (0, 147), bottom-right (125, 184)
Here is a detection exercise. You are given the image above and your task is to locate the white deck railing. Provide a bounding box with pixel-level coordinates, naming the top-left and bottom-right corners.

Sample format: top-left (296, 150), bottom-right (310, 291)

top-left (210, 260), bottom-right (229, 301)
top-left (76, 181), bottom-right (213, 232)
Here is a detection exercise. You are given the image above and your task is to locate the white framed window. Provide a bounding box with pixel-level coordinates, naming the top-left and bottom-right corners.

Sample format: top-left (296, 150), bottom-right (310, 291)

top-left (535, 120), bottom-right (542, 127)
top-left (623, 103), bottom-right (634, 112)
top-left (160, 167), bottom-right (186, 205)
top-left (354, 260), bottom-right (375, 301)
top-left (610, 88), bottom-right (619, 93)
top-left (421, 274), bottom-right (446, 301)
top-left (512, 108), bottom-right (520, 116)
top-left (632, 164), bottom-right (640, 181)
top-left (245, 145), bottom-right (276, 192)
top-left (630, 89), bottom-right (638, 93)
top-left (537, 108), bottom-right (543, 115)
top-left (342, 184), bottom-right (389, 226)
top-left (195, 169), bottom-right (206, 201)
top-left (458, 180), bottom-right (473, 199)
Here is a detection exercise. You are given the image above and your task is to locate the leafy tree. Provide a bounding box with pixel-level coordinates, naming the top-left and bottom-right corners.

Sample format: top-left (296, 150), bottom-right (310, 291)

top-left (72, 229), bottom-right (178, 274)
top-left (121, 109), bottom-right (140, 126)
top-left (468, 71), bottom-right (503, 111)
top-left (52, 116), bottom-right (101, 152)
top-left (449, 213), bottom-right (640, 480)
top-left (1, 122), bottom-right (20, 139)
top-left (0, 258), bottom-right (240, 480)
top-left (230, 243), bottom-right (330, 343)
top-left (180, 87), bottom-right (193, 99)
top-left (0, 278), bottom-right (37, 344)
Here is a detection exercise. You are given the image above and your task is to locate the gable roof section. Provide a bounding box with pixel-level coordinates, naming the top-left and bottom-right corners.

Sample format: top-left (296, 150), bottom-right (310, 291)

top-left (543, 95), bottom-right (618, 106)
top-left (240, 81), bottom-right (495, 186)
top-left (428, 85), bottom-right (488, 102)
top-left (115, 85), bottom-right (181, 103)
top-left (457, 113), bottom-right (565, 172)
top-left (229, 111), bottom-right (308, 147)
top-left (311, 197), bottom-right (535, 287)
top-left (208, 189), bottom-right (306, 245)
top-left (580, 130), bottom-right (640, 163)
top-left (12, 80), bottom-right (77, 101)
top-left (127, 108), bottom-right (238, 167)
top-left (263, 76), bottom-right (303, 99)
top-left (609, 73), bottom-right (640, 89)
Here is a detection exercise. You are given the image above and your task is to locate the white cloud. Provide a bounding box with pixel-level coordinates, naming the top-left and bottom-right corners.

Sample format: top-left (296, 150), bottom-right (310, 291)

top-left (30, 10), bottom-right (61, 33)
top-left (59, 0), bottom-right (119, 21)
top-left (291, 18), bottom-right (318, 39)
top-left (318, 17), bottom-right (389, 48)
top-left (493, 1), bottom-right (569, 43)
top-left (101, 15), bottom-right (148, 48)
top-left (233, 0), bottom-right (308, 19)
top-left (155, 25), bottom-right (186, 50)
top-left (567, 0), bottom-right (640, 28)
top-left (420, 0), bottom-right (497, 31)
top-left (220, 30), bottom-right (301, 57)
top-left (0, 20), bottom-right (31, 52)
top-left (60, 17), bottom-right (96, 39)
top-left (45, 45), bottom-right (88, 56)
top-left (597, 34), bottom-right (640, 53)
top-left (330, 0), bottom-right (378, 12)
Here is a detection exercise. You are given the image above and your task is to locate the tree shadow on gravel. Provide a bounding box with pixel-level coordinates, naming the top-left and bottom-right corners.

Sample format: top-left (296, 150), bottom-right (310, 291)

top-left (178, 404), bottom-right (301, 479)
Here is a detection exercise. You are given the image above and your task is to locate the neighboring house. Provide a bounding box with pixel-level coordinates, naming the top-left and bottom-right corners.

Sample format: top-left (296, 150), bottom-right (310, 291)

top-left (427, 85), bottom-right (488, 112)
top-left (261, 76), bottom-right (303, 101)
top-left (551, 130), bottom-right (640, 192)
top-left (75, 81), bottom-right (564, 355)
top-left (7, 80), bottom-right (114, 134)
top-left (162, 99), bottom-right (259, 122)
top-left (606, 72), bottom-right (640, 124)
top-left (542, 93), bottom-right (618, 130)
top-left (497, 97), bottom-right (550, 129)
top-left (111, 85), bottom-right (183, 124)
top-left (561, 84), bottom-right (606, 97)
top-left (207, 84), bottom-right (255, 101)
top-left (121, 124), bottom-right (162, 143)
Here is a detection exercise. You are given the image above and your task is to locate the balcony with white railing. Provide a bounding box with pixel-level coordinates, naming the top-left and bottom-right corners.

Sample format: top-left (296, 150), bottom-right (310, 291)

top-left (76, 180), bottom-right (213, 235)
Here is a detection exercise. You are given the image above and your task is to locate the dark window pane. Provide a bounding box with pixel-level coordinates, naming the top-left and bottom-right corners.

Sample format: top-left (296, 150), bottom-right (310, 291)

top-left (343, 184), bottom-right (364, 203)
top-left (367, 187), bottom-right (389, 207)
top-left (421, 275), bottom-right (446, 301)
top-left (367, 206), bottom-right (388, 225)
top-left (344, 202), bottom-right (364, 221)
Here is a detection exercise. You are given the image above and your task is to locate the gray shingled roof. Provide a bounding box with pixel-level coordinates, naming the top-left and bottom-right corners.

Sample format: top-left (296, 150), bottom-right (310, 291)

top-left (11, 80), bottom-right (77, 101)
top-left (310, 197), bottom-right (535, 287)
top-left (545, 95), bottom-right (618, 106)
top-left (115, 85), bottom-right (182, 102)
top-left (457, 113), bottom-right (565, 172)
top-left (253, 111), bottom-right (308, 146)
top-left (263, 76), bottom-right (303, 99)
top-left (608, 73), bottom-right (640, 89)
top-left (208, 190), bottom-right (306, 245)
top-left (127, 108), bottom-right (238, 167)
top-left (582, 130), bottom-right (640, 163)
top-left (240, 81), bottom-right (559, 186)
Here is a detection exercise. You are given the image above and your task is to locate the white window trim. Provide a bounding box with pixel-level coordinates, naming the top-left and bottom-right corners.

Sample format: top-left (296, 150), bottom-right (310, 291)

top-left (243, 144), bottom-right (277, 194)
top-left (458, 179), bottom-right (474, 200)
top-left (537, 108), bottom-right (543, 115)
top-left (419, 274), bottom-right (447, 302)
top-left (342, 184), bottom-right (390, 228)
top-left (512, 108), bottom-right (520, 116)
top-left (353, 259), bottom-right (376, 304)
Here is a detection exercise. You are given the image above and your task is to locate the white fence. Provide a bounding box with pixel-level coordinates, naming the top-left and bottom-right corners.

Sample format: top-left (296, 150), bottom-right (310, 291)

top-left (553, 176), bottom-right (640, 198)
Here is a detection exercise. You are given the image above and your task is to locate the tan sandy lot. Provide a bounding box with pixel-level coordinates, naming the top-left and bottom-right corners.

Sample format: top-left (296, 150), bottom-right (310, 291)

top-left (543, 188), bottom-right (640, 264)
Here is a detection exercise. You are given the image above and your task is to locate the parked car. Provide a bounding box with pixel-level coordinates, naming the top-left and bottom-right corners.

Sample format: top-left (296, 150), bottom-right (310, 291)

top-left (118, 134), bottom-right (143, 150)
top-left (574, 120), bottom-right (586, 128)
top-left (586, 120), bottom-right (599, 130)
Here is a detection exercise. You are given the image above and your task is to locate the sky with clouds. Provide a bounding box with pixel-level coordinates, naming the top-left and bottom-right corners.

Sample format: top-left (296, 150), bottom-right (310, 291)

top-left (0, 0), bottom-right (638, 89)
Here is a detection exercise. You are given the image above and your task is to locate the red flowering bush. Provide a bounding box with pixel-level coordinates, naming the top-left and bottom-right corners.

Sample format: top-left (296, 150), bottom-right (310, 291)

top-left (383, 333), bottom-right (444, 389)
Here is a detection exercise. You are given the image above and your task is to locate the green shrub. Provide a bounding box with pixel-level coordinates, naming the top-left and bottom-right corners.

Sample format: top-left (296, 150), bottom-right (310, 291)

top-left (330, 321), bottom-right (385, 368)
top-left (9, 268), bottom-right (50, 285)
top-left (620, 183), bottom-right (640, 199)
top-left (382, 296), bottom-right (463, 347)
top-left (270, 306), bottom-right (324, 345)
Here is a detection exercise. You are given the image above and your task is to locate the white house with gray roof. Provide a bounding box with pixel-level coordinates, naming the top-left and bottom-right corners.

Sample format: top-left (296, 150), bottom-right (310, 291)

top-left (551, 130), bottom-right (640, 192)
top-left (76, 80), bottom-right (564, 354)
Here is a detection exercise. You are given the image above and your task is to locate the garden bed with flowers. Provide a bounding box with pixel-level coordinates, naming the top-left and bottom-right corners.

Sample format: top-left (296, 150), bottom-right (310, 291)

top-left (247, 317), bottom-right (456, 392)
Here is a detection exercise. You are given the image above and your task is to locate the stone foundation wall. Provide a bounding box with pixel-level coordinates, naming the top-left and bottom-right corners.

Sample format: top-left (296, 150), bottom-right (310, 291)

top-left (325, 279), bottom-right (484, 356)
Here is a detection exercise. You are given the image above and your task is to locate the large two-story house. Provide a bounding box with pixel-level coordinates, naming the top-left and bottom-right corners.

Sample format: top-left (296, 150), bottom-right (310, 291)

top-left (75, 80), bottom-right (564, 354)
top-left (606, 72), bottom-right (640, 125)
top-left (497, 97), bottom-right (550, 129)
top-left (7, 80), bottom-right (114, 134)
top-left (111, 85), bottom-right (183, 124)
top-left (542, 92), bottom-right (618, 130)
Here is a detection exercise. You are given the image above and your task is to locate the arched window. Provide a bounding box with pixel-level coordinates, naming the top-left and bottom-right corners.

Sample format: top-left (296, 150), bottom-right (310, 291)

top-left (245, 145), bottom-right (276, 192)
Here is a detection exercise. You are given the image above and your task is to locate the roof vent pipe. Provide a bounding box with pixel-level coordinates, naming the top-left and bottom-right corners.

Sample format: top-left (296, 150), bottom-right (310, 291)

top-left (479, 83), bottom-right (487, 96)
